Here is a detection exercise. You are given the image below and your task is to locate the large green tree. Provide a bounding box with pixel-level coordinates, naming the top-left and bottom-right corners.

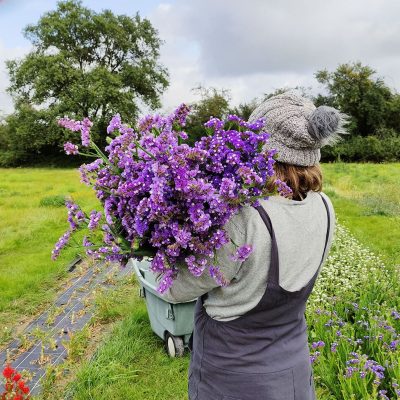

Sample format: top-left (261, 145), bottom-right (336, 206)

top-left (5, 0), bottom-right (168, 163)
top-left (314, 62), bottom-right (398, 136)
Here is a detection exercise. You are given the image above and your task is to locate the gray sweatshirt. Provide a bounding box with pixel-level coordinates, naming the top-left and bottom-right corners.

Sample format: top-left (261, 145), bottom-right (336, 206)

top-left (157, 191), bottom-right (335, 321)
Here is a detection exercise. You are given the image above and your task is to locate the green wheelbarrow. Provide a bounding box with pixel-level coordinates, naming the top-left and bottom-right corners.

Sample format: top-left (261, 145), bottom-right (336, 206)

top-left (129, 258), bottom-right (197, 357)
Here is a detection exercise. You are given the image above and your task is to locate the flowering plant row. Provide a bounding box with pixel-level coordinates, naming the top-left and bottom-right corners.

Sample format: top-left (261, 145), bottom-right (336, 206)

top-left (307, 224), bottom-right (400, 399)
top-left (53, 105), bottom-right (290, 292)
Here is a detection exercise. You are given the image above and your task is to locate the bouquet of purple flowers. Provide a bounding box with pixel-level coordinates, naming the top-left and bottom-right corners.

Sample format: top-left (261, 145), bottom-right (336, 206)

top-left (53, 105), bottom-right (291, 292)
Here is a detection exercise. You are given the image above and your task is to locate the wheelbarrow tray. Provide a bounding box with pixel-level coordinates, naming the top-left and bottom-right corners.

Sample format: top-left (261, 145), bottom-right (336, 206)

top-left (128, 258), bottom-right (197, 350)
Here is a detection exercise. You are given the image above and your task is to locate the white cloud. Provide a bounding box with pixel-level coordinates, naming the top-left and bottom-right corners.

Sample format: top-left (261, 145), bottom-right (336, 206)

top-left (2, 0), bottom-right (400, 116)
top-left (151, 0), bottom-right (400, 111)
top-left (0, 40), bottom-right (31, 115)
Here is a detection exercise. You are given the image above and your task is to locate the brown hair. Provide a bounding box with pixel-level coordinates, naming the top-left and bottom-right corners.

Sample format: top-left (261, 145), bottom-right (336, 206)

top-left (268, 162), bottom-right (323, 201)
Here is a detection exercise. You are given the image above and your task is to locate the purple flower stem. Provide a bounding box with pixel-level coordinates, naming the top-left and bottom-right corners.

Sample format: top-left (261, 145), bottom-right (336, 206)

top-left (133, 139), bottom-right (156, 160)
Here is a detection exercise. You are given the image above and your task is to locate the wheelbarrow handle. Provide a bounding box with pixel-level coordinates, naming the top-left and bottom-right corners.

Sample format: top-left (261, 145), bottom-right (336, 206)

top-left (129, 258), bottom-right (159, 293)
top-left (128, 258), bottom-right (198, 304)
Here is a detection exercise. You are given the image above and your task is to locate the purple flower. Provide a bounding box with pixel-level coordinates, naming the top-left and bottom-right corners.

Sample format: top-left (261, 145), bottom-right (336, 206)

top-left (204, 117), bottom-right (224, 130)
top-left (209, 265), bottom-right (228, 286)
top-left (88, 211), bottom-right (102, 230)
top-left (64, 142), bottom-right (79, 155)
top-left (227, 114), bottom-right (243, 124)
top-left (185, 255), bottom-right (207, 277)
top-left (364, 359), bottom-right (385, 380)
top-left (391, 310), bottom-right (400, 320)
top-left (392, 382), bottom-right (400, 396)
top-left (150, 252), bottom-right (167, 274)
top-left (54, 107), bottom-right (281, 291)
top-left (346, 358), bottom-right (360, 365)
top-left (378, 390), bottom-right (389, 399)
top-left (309, 351), bottom-right (321, 364)
top-left (107, 114), bottom-right (122, 134)
top-left (83, 236), bottom-right (94, 248)
top-left (58, 116), bottom-right (92, 147)
top-left (171, 103), bottom-right (191, 126)
top-left (344, 366), bottom-right (359, 378)
top-left (209, 229), bottom-right (228, 250)
top-left (231, 245), bottom-right (253, 262)
top-left (79, 159), bottom-right (104, 186)
top-left (275, 179), bottom-right (292, 197)
top-left (219, 178), bottom-right (236, 198)
top-left (58, 117), bottom-right (81, 131)
top-left (51, 230), bottom-right (72, 260)
top-left (173, 226), bottom-right (192, 248)
top-left (311, 341), bottom-right (325, 349)
top-left (157, 269), bottom-right (176, 293)
top-left (134, 215), bottom-right (148, 236)
top-left (390, 340), bottom-right (399, 350)
top-left (81, 117), bottom-right (92, 147)
top-left (86, 158), bottom-right (104, 172)
top-left (246, 118), bottom-right (265, 131)
top-left (66, 200), bottom-right (86, 231)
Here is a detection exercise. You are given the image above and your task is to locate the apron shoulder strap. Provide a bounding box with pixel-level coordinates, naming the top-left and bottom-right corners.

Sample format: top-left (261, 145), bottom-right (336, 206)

top-left (317, 192), bottom-right (332, 267)
top-left (255, 192), bottom-right (332, 286)
top-left (255, 205), bottom-right (280, 284)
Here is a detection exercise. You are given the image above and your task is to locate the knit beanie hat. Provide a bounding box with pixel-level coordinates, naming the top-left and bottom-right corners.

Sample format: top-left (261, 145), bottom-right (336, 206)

top-left (248, 90), bottom-right (348, 166)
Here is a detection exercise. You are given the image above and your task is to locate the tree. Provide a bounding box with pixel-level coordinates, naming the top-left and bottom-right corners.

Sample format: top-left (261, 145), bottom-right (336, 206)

top-left (185, 86), bottom-right (231, 144)
top-left (0, 103), bottom-right (87, 167)
top-left (5, 0), bottom-right (168, 161)
top-left (229, 99), bottom-right (259, 121)
top-left (315, 62), bottom-right (394, 136)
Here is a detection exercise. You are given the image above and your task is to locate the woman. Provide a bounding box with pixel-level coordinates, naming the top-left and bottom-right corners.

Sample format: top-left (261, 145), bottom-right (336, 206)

top-left (158, 91), bottom-right (347, 400)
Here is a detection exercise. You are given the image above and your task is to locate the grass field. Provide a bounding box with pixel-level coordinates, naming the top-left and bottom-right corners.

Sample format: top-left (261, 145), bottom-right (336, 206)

top-left (1, 164), bottom-right (399, 399)
top-left (322, 163), bottom-right (400, 266)
top-left (0, 168), bottom-right (97, 343)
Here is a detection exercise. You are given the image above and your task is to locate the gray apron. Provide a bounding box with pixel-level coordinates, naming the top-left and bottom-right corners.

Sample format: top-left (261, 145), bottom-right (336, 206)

top-left (188, 193), bottom-right (331, 400)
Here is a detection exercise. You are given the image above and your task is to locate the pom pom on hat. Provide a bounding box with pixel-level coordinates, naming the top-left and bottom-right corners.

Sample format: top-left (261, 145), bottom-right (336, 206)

top-left (308, 105), bottom-right (349, 146)
top-left (308, 106), bottom-right (340, 139)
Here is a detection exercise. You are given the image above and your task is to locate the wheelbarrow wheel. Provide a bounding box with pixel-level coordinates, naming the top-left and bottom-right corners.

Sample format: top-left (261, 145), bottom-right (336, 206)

top-left (165, 333), bottom-right (185, 357)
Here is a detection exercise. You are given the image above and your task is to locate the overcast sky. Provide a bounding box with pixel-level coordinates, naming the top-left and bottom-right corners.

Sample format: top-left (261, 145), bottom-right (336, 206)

top-left (1, 0), bottom-right (400, 116)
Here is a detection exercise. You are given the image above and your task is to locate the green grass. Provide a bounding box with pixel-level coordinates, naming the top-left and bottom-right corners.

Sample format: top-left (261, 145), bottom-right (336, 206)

top-left (65, 305), bottom-right (189, 400)
top-left (322, 163), bottom-right (400, 266)
top-left (0, 168), bottom-right (97, 343)
top-left (1, 164), bottom-right (399, 399)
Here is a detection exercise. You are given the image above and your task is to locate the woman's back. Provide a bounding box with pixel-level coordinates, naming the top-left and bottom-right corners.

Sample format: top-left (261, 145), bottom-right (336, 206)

top-left (188, 191), bottom-right (334, 400)
top-left (203, 190), bottom-right (335, 321)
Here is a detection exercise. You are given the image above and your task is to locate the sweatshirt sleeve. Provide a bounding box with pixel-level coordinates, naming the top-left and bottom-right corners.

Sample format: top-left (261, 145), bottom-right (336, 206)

top-left (155, 211), bottom-right (247, 303)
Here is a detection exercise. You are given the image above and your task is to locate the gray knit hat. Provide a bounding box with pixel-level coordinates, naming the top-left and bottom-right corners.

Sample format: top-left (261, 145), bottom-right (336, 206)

top-left (248, 90), bottom-right (348, 166)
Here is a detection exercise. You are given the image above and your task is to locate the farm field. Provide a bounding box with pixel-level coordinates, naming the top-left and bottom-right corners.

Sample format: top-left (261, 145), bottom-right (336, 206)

top-left (0, 164), bottom-right (399, 399)
top-left (322, 163), bottom-right (400, 267)
top-left (0, 168), bottom-right (97, 344)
